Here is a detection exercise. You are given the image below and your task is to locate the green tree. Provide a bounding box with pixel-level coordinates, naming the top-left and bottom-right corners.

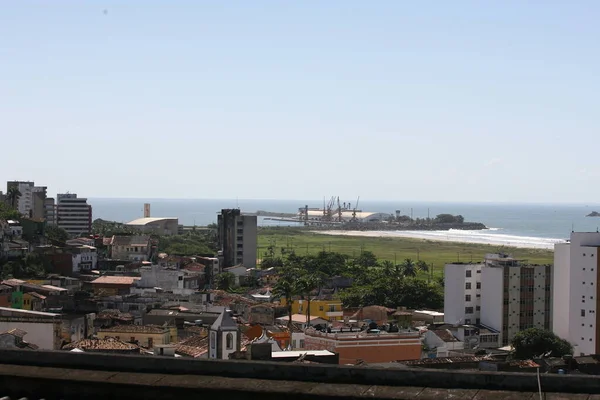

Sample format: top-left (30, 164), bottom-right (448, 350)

top-left (417, 260), bottom-right (429, 273)
top-left (402, 258), bottom-right (417, 277)
top-left (511, 328), bottom-right (573, 360)
top-left (355, 251), bottom-right (378, 268)
top-left (46, 225), bottom-right (69, 243)
top-left (296, 272), bottom-right (325, 326)
top-left (215, 272), bottom-right (236, 291)
top-left (0, 202), bottom-right (20, 221)
top-left (272, 267), bottom-right (300, 330)
top-left (6, 186), bottom-right (21, 209)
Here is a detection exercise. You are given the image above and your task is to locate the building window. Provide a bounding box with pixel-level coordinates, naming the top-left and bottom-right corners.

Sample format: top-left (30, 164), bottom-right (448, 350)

top-left (465, 319), bottom-right (471, 324)
top-left (476, 282), bottom-right (481, 289)
top-left (226, 333), bottom-right (234, 350)
top-left (148, 338), bottom-right (153, 348)
top-left (465, 282), bottom-right (471, 290)
top-left (582, 310), bottom-right (586, 317)
top-left (211, 332), bottom-right (216, 349)
top-left (465, 307), bottom-right (474, 314)
top-left (299, 340), bottom-right (305, 348)
top-left (476, 306), bottom-right (480, 311)
top-left (130, 337), bottom-right (135, 343)
top-left (466, 270), bottom-right (472, 278)
top-left (319, 306), bottom-right (324, 311)
top-left (465, 295), bottom-right (471, 302)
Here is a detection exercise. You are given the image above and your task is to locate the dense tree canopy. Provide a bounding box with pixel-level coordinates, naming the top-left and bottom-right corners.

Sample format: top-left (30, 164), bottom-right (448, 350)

top-left (511, 328), bottom-right (573, 359)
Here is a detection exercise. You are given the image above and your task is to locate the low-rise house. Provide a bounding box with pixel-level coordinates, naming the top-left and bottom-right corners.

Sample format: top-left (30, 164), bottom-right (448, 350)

top-left (286, 299), bottom-right (343, 322)
top-left (304, 327), bottom-right (422, 365)
top-left (0, 328), bottom-right (38, 350)
top-left (23, 292), bottom-right (46, 311)
top-left (90, 276), bottom-right (141, 296)
top-left (70, 245), bottom-right (97, 273)
top-left (0, 307), bottom-right (62, 349)
top-left (97, 324), bottom-right (173, 349)
top-left (413, 310), bottom-right (444, 324)
top-left (60, 314), bottom-right (88, 344)
top-left (275, 314), bottom-right (328, 328)
top-left (7, 220), bottom-right (22, 238)
top-left (63, 337), bottom-right (141, 354)
top-left (134, 265), bottom-right (203, 295)
top-left (110, 235), bottom-right (152, 261)
top-left (249, 304), bottom-right (275, 325)
top-left (223, 265), bottom-right (248, 286)
top-left (0, 284), bottom-right (13, 308)
top-left (422, 328), bottom-right (464, 358)
top-left (93, 310), bottom-right (135, 330)
top-left (350, 305), bottom-right (395, 325)
top-left (175, 334), bottom-right (208, 358)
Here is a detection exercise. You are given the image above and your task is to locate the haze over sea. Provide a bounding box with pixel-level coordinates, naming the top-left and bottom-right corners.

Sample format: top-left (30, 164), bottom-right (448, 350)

top-left (90, 198), bottom-right (600, 250)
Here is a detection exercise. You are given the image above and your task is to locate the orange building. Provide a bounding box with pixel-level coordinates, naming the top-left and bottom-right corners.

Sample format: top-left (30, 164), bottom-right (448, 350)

top-left (304, 329), bottom-right (421, 365)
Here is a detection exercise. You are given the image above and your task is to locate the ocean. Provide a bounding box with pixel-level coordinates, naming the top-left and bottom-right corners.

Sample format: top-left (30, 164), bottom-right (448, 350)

top-left (89, 198), bottom-right (600, 249)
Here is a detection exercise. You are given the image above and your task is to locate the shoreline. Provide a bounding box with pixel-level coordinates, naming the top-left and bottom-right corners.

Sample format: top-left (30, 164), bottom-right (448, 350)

top-left (312, 229), bottom-right (564, 250)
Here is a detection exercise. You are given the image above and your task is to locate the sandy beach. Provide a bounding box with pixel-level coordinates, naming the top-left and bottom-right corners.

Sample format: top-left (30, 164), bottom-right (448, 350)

top-left (313, 229), bottom-right (565, 250)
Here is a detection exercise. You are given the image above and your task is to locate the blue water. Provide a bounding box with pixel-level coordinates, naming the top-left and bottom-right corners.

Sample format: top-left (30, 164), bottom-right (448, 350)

top-left (89, 198), bottom-right (600, 245)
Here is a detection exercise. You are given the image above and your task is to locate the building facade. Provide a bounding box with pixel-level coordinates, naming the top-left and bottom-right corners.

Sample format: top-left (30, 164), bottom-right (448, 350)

top-left (110, 235), bottom-right (152, 261)
top-left (553, 232), bottom-right (600, 356)
top-left (217, 209), bottom-right (257, 268)
top-left (445, 254), bottom-right (553, 346)
top-left (443, 263), bottom-right (482, 325)
top-left (56, 193), bottom-right (92, 237)
top-left (304, 329), bottom-right (421, 364)
top-left (97, 325), bottom-right (172, 349)
top-left (287, 299), bottom-right (344, 322)
top-left (6, 181), bottom-right (47, 219)
top-left (44, 198), bottom-right (56, 226)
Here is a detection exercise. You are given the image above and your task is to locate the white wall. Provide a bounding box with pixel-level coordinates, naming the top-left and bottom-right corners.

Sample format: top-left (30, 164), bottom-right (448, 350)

top-left (444, 264), bottom-right (481, 325)
top-left (568, 233), bottom-right (600, 355)
top-left (481, 267), bottom-right (504, 336)
top-left (507, 267), bottom-right (521, 341)
top-left (137, 266), bottom-right (184, 290)
top-left (553, 243), bottom-right (571, 340)
top-left (0, 321), bottom-right (56, 350)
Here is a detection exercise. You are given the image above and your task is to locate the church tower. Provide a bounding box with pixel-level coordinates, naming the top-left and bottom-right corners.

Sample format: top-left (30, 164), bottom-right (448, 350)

top-left (209, 310), bottom-right (239, 359)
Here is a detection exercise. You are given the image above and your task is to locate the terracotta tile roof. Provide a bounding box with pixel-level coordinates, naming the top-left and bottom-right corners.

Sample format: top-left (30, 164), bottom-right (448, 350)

top-left (3, 328), bottom-right (27, 338)
top-left (110, 235), bottom-right (151, 246)
top-left (63, 337), bottom-right (139, 351)
top-left (102, 237), bottom-right (112, 246)
top-left (432, 328), bottom-right (459, 342)
top-left (27, 292), bottom-right (47, 300)
top-left (91, 276), bottom-right (141, 285)
top-left (176, 335), bottom-right (208, 358)
top-left (96, 310), bottom-right (134, 321)
top-left (100, 324), bottom-right (168, 334)
top-left (2, 279), bottom-right (25, 287)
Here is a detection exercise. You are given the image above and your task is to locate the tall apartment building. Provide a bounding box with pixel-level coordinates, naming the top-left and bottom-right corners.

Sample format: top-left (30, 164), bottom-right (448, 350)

top-left (56, 193), bottom-right (92, 238)
top-left (553, 232), bottom-right (600, 356)
top-left (217, 209), bottom-right (257, 268)
top-left (445, 254), bottom-right (553, 346)
top-left (44, 198), bottom-right (56, 226)
top-left (6, 181), bottom-right (47, 219)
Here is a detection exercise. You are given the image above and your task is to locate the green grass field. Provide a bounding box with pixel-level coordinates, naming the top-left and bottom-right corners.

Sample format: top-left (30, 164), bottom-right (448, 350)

top-left (257, 227), bottom-right (554, 277)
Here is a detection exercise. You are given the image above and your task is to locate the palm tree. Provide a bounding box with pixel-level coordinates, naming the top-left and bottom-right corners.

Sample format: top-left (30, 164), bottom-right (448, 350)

top-left (296, 273), bottom-right (325, 327)
top-left (273, 271), bottom-right (297, 330)
top-left (417, 260), bottom-right (429, 273)
top-left (402, 258), bottom-right (417, 277)
top-left (6, 186), bottom-right (21, 210)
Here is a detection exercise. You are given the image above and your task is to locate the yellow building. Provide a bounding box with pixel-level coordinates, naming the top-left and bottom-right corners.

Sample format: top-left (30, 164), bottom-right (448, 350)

top-left (97, 325), bottom-right (174, 348)
top-left (23, 292), bottom-right (46, 311)
top-left (283, 298), bottom-right (343, 322)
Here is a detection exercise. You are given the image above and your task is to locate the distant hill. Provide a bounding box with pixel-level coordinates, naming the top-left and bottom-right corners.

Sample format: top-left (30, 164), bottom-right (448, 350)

top-left (586, 211), bottom-right (600, 217)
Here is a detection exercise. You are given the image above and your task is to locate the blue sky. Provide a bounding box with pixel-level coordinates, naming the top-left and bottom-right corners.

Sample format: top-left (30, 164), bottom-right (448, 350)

top-left (2, 1), bottom-right (599, 202)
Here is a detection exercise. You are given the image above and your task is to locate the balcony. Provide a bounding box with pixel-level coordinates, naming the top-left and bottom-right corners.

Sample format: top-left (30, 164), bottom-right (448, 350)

top-left (326, 311), bottom-right (343, 317)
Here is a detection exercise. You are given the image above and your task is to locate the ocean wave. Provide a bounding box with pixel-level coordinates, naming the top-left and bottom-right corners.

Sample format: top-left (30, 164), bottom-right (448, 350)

top-left (315, 229), bottom-right (565, 250)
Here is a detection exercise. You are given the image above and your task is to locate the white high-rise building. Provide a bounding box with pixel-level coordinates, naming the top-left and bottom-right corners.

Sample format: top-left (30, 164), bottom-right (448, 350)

top-left (6, 181), bottom-right (47, 218)
top-left (553, 232), bottom-right (600, 356)
top-left (57, 193), bottom-right (92, 238)
top-left (444, 263), bottom-right (482, 326)
top-left (445, 254), bottom-right (553, 346)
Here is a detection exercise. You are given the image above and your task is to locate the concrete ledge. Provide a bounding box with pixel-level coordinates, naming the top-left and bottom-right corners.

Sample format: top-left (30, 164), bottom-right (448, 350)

top-left (0, 349), bottom-right (599, 394)
top-left (0, 364), bottom-right (547, 400)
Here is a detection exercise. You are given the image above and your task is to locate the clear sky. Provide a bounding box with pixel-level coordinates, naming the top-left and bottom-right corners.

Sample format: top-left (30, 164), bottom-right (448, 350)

top-left (2, 1), bottom-right (599, 203)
